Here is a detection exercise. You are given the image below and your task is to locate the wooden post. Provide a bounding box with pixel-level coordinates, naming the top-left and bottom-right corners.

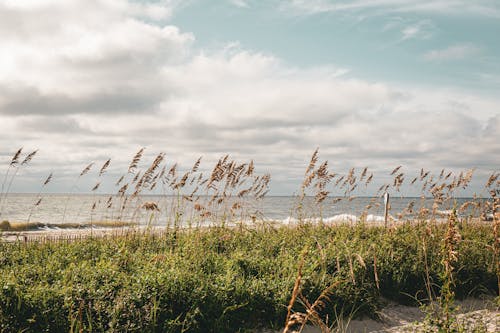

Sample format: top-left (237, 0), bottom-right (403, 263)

top-left (384, 192), bottom-right (390, 228)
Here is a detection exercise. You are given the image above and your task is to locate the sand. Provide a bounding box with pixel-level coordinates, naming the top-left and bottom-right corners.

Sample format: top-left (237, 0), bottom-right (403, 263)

top-left (266, 298), bottom-right (499, 333)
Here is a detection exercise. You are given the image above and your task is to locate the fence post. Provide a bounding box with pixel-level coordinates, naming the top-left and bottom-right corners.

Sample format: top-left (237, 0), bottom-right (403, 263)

top-left (384, 192), bottom-right (390, 228)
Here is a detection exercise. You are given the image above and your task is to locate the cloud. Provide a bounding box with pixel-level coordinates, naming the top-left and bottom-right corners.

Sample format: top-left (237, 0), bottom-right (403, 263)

top-left (20, 116), bottom-right (90, 134)
top-left (228, 0), bottom-right (249, 8)
top-left (0, 85), bottom-right (168, 116)
top-left (281, 0), bottom-right (500, 18)
top-left (0, 0), bottom-right (193, 109)
top-left (400, 20), bottom-right (433, 40)
top-left (424, 43), bottom-right (482, 61)
top-left (0, 0), bottom-right (498, 195)
top-left (380, 16), bottom-right (435, 42)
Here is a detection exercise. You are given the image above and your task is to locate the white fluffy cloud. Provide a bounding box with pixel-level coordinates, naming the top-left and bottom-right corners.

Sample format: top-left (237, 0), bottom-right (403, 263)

top-left (424, 43), bottom-right (482, 61)
top-left (0, 0), bottom-right (498, 194)
top-left (0, 0), bottom-right (191, 100)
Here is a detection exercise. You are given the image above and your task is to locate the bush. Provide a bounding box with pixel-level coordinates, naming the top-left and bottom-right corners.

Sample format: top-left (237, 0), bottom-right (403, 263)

top-left (0, 223), bottom-right (496, 332)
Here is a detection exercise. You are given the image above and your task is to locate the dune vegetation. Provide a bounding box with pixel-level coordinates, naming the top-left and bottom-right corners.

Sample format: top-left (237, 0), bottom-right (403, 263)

top-left (0, 148), bottom-right (499, 332)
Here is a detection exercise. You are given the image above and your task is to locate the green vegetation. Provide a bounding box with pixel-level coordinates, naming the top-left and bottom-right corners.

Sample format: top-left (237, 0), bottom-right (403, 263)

top-left (0, 220), bottom-right (136, 232)
top-left (0, 222), bottom-right (497, 333)
top-left (1, 148), bottom-right (499, 332)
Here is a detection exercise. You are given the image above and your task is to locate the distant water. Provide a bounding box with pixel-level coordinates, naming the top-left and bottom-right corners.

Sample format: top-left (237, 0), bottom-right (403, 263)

top-left (0, 194), bottom-right (485, 228)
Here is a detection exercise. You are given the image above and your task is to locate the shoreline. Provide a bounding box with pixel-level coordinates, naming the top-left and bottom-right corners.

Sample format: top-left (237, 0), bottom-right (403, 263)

top-left (1, 217), bottom-right (494, 243)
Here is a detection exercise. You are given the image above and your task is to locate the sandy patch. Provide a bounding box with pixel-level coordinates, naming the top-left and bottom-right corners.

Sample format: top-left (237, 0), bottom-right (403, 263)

top-left (263, 298), bottom-right (499, 333)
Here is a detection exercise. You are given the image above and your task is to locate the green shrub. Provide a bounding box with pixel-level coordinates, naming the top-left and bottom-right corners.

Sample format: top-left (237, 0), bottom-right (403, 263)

top-left (0, 223), bottom-right (496, 332)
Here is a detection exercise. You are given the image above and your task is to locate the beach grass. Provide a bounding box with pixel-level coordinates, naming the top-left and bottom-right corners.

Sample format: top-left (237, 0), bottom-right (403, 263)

top-left (0, 148), bottom-right (499, 332)
top-left (0, 221), bottom-right (498, 332)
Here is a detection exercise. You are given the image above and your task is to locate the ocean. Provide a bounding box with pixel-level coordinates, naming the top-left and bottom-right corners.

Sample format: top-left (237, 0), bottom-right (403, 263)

top-left (0, 194), bottom-right (485, 229)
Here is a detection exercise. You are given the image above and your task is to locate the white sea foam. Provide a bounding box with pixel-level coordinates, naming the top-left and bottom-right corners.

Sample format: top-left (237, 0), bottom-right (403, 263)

top-left (324, 214), bottom-right (357, 223)
top-left (276, 213), bottom-right (387, 225)
top-left (365, 214), bottom-right (386, 222)
top-left (436, 210), bottom-right (453, 216)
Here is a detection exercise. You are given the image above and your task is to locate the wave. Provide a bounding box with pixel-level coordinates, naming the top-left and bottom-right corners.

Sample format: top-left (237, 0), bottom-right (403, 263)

top-left (279, 214), bottom-right (387, 225)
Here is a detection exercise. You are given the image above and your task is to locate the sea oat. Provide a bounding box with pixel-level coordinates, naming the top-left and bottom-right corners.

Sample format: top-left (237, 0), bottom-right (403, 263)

top-left (391, 165), bottom-right (402, 175)
top-left (306, 148), bottom-right (319, 175)
top-left (21, 150), bottom-right (38, 166)
top-left (43, 173), bottom-right (53, 186)
top-left (10, 148), bottom-right (23, 166)
top-left (99, 159), bottom-right (111, 176)
top-left (128, 148), bottom-right (145, 173)
top-left (80, 163), bottom-right (94, 177)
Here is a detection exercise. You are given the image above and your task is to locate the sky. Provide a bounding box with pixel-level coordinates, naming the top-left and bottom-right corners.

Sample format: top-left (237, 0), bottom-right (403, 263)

top-left (0, 0), bottom-right (498, 195)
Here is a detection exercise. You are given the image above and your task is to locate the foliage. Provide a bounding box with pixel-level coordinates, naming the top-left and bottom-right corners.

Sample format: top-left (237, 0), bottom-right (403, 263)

top-left (0, 222), bottom-right (497, 333)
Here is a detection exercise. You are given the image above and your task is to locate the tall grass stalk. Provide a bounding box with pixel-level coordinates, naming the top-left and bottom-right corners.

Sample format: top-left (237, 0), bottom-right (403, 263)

top-left (0, 149), bottom-right (37, 218)
top-left (26, 172), bottom-right (53, 224)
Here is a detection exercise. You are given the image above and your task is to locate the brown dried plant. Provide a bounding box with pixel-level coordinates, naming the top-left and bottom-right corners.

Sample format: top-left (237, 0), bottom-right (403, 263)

top-left (99, 159), bottom-right (111, 176)
top-left (283, 247), bottom-right (342, 333)
top-left (128, 147), bottom-right (145, 173)
top-left (1, 148), bottom-right (39, 218)
top-left (80, 163), bottom-right (94, 177)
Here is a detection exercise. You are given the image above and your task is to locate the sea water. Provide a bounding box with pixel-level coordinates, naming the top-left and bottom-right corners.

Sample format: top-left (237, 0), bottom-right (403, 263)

top-left (0, 194), bottom-right (485, 229)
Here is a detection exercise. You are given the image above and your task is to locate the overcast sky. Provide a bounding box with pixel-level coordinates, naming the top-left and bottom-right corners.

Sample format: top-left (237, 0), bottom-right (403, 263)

top-left (0, 0), bottom-right (498, 195)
